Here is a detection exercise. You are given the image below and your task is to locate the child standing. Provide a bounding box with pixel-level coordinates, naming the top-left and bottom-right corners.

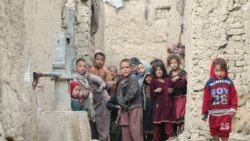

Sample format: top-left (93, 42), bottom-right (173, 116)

top-left (167, 54), bottom-right (187, 135)
top-left (70, 81), bottom-right (86, 111)
top-left (89, 50), bottom-right (114, 88)
top-left (150, 61), bottom-right (175, 141)
top-left (116, 58), bottom-right (143, 141)
top-left (72, 57), bottom-right (110, 141)
top-left (130, 57), bottom-right (141, 80)
top-left (202, 58), bottom-right (238, 141)
top-left (106, 79), bottom-right (122, 141)
top-left (137, 61), bottom-right (151, 87)
top-left (136, 61), bottom-right (154, 141)
top-left (107, 65), bottom-right (119, 96)
top-left (141, 73), bottom-right (154, 141)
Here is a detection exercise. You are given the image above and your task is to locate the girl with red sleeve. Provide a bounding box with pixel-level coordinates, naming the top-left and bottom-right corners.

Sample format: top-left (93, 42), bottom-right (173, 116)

top-left (202, 58), bottom-right (238, 141)
top-left (167, 54), bottom-right (187, 135)
top-left (150, 61), bottom-right (176, 141)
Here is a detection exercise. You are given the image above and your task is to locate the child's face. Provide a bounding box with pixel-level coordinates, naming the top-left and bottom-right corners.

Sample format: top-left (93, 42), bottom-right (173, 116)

top-left (169, 59), bottom-right (179, 71)
top-left (72, 85), bottom-right (81, 98)
top-left (109, 67), bottom-right (117, 79)
top-left (120, 62), bottom-right (132, 77)
top-left (95, 54), bottom-right (105, 68)
top-left (214, 65), bottom-right (226, 79)
top-left (131, 64), bottom-right (137, 73)
top-left (155, 67), bottom-right (163, 78)
top-left (145, 75), bottom-right (152, 84)
top-left (76, 60), bottom-right (87, 75)
top-left (137, 64), bottom-right (144, 76)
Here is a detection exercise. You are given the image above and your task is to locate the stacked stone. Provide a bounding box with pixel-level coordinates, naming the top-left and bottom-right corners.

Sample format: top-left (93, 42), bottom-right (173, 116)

top-left (75, 0), bottom-right (92, 64)
top-left (184, 0), bottom-right (250, 141)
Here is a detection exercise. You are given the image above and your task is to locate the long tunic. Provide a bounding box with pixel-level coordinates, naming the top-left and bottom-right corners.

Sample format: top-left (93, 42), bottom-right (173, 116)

top-left (88, 73), bottom-right (110, 141)
top-left (150, 78), bottom-right (174, 124)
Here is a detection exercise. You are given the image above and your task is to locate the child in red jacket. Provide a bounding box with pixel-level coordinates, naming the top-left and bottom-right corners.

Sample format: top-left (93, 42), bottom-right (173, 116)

top-left (202, 58), bottom-right (238, 141)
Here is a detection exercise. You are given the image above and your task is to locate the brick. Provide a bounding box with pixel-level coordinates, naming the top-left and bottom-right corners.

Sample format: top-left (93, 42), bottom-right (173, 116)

top-left (228, 66), bottom-right (244, 73)
top-left (229, 23), bottom-right (243, 29)
top-left (226, 28), bottom-right (245, 35)
top-left (236, 61), bottom-right (245, 67)
top-left (232, 35), bottom-right (242, 41)
top-left (225, 54), bottom-right (244, 61)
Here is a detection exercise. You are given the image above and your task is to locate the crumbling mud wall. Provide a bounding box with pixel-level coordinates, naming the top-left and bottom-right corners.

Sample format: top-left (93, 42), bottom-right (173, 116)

top-left (103, 0), bottom-right (250, 140)
top-left (1, 0), bottom-right (250, 140)
top-left (103, 0), bottom-right (183, 67)
top-left (0, 0), bottom-right (61, 140)
top-left (182, 0), bottom-right (250, 140)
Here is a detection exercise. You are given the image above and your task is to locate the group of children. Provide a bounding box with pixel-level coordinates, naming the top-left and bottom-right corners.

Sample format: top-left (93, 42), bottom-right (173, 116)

top-left (69, 50), bottom-right (238, 141)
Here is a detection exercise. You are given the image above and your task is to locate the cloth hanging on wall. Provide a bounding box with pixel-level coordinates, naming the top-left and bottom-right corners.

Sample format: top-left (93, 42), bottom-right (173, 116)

top-left (104, 0), bottom-right (123, 9)
top-left (91, 0), bottom-right (100, 34)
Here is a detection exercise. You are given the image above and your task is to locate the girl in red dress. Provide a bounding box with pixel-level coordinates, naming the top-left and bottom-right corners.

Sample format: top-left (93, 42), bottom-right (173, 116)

top-left (150, 61), bottom-right (176, 141)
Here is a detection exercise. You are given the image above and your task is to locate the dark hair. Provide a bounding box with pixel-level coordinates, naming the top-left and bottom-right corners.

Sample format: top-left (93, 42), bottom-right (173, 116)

top-left (151, 62), bottom-right (168, 79)
top-left (76, 58), bottom-right (86, 65)
top-left (108, 65), bottom-right (118, 73)
top-left (94, 52), bottom-right (106, 60)
top-left (167, 54), bottom-right (182, 67)
top-left (143, 73), bottom-right (152, 85)
top-left (130, 57), bottom-right (140, 64)
top-left (120, 58), bottom-right (132, 68)
top-left (150, 59), bottom-right (164, 66)
top-left (213, 58), bottom-right (227, 71)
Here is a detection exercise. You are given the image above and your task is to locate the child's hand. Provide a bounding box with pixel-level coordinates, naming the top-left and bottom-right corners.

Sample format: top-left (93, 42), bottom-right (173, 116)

top-left (154, 88), bottom-right (162, 93)
top-left (171, 76), bottom-right (180, 82)
top-left (230, 111), bottom-right (236, 117)
top-left (202, 117), bottom-right (207, 121)
top-left (168, 88), bottom-right (174, 94)
top-left (115, 105), bottom-right (121, 109)
top-left (88, 87), bottom-right (93, 92)
top-left (107, 81), bottom-right (114, 88)
top-left (81, 90), bottom-right (89, 98)
top-left (202, 113), bottom-right (208, 121)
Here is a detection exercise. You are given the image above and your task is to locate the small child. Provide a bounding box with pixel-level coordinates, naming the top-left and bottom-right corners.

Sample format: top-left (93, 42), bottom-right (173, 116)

top-left (141, 73), bottom-right (154, 141)
top-left (150, 61), bottom-right (175, 141)
top-left (89, 50), bottom-right (114, 88)
top-left (72, 57), bottom-right (110, 141)
top-left (137, 61), bottom-right (153, 141)
top-left (106, 79), bottom-right (122, 141)
top-left (167, 54), bottom-right (187, 135)
top-left (70, 81), bottom-right (86, 111)
top-left (116, 58), bottom-right (143, 141)
top-left (107, 65), bottom-right (119, 96)
top-left (137, 61), bottom-right (151, 87)
top-left (130, 57), bottom-right (141, 80)
top-left (202, 58), bottom-right (238, 141)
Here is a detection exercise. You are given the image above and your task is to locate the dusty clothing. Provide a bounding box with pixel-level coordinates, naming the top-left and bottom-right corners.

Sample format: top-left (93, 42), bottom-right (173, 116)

top-left (150, 78), bottom-right (175, 140)
top-left (141, 73), bottom-right (154, 134)
top-left (89, 65), bottom-right (112, 82)
top-left (106, 94), bottom-right (122, 141)
top-left (202, 58), bottom-right (238, 138)
top-left (88, 73), bottom-right (110, 141)
top-left (169, 69), bottom-right (187, 123)
top-left (120, 107), bottom-right (143, 141)
top-left (169, 69), bottom-right (187, 98)
top-left (150, 78), bottom-right (175, 124)
top-left (153, 123), bottom-right (174, 141)
top-left (116, 73), bottom-right (143, 141)
top-left (209, 114), bottom-right (232, 137)
top-left (108, 77), bottom-right (119, 96)
top-left (143, 96), bottom-right (154, 133)
top-left (91, 0), bottom-right (100, 34)
top-left (117, 74), bottom-right (142, 110)
top-left (71, 98), bottom-right (85, 111)
top-left (72, 72), bottom-right (95, 122)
